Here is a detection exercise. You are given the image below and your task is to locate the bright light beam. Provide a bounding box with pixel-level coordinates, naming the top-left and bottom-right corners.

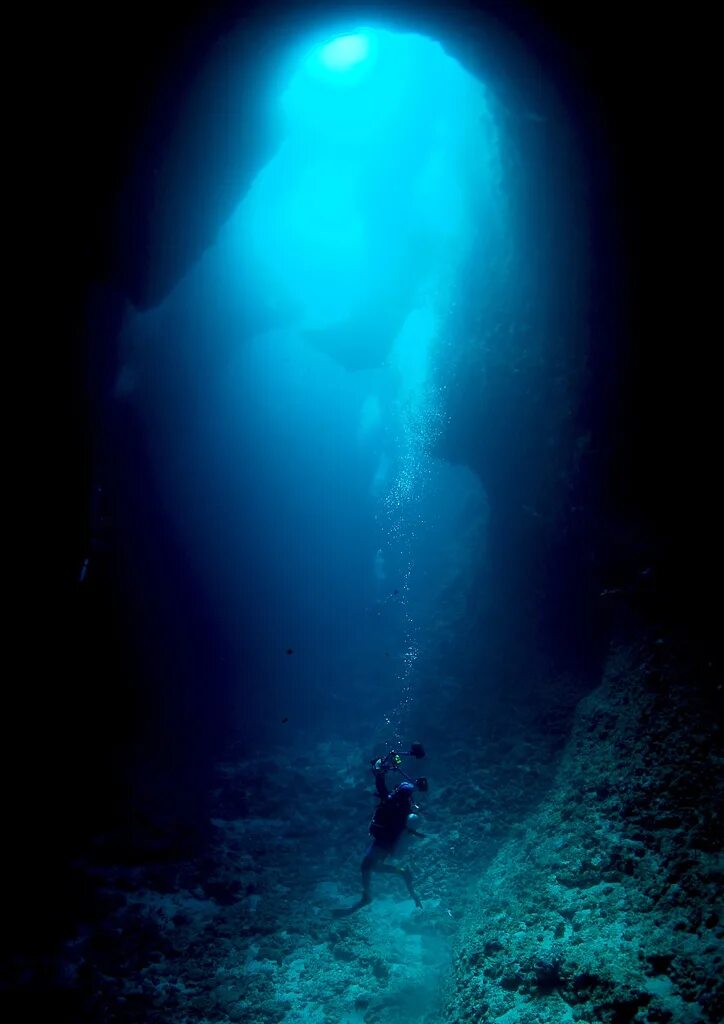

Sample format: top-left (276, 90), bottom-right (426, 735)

top-left (319, 34), bottom-right (369, 70)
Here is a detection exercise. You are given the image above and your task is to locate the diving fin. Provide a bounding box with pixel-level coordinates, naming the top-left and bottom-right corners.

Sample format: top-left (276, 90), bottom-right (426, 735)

top-left (331, 895), bottom-right (372, 918)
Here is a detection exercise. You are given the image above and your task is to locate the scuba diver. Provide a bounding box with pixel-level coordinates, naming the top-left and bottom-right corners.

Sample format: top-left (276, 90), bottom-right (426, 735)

top-left (333, 742), bottom-right (428, 917)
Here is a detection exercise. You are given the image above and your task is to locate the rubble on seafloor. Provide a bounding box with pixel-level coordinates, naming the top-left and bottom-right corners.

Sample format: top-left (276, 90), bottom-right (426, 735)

top-left (6, 637), bottom-right (721, 1024)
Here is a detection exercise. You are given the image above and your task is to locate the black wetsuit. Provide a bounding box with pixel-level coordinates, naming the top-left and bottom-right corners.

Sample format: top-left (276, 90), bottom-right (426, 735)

top-left (332, 767), bottom-right (423, 916)
top-left (361, 773), bottom-right (421, 905)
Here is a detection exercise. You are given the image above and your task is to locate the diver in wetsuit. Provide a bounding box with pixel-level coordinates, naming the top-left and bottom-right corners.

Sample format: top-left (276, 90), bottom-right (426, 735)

top-left (333, 744), bottom-right (428, 916)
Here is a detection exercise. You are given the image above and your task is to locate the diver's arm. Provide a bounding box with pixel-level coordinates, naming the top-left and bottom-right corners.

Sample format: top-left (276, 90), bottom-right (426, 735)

top-left (373, 760), bottom-right (390, 799)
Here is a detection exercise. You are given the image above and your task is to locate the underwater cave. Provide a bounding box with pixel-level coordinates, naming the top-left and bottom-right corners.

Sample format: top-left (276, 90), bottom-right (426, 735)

top-left (6, 2), bottom-right (721, 1022)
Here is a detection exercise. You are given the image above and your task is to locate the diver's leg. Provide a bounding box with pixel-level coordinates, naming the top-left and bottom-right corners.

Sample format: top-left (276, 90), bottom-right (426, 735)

top-left (331, 844), bottom-right (377, 917)
top-left (375, 862), bottom-right (423, 908)
top-left (400, 866), bottom-right (423, 909)
top-left (361, 844), bottom-right (376, 903)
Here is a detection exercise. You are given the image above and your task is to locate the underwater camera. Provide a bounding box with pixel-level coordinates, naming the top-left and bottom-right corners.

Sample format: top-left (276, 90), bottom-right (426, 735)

top-left (371, 741), bottom-right (426, 774)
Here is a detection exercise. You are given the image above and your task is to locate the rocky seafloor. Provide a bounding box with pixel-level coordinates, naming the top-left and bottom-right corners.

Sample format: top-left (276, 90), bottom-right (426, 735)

top-left (2, 636), bottom-right (721, 1024)
top-left (446, 639), bottom-right (723, 1024)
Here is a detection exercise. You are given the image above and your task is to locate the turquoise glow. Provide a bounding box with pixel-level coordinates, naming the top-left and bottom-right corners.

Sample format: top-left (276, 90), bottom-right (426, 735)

top-left (244, 29), bottom-right (502, 333)
top-left (121, 27), bottom-right (503, 755)
top-left (319, 33), bottom-right (369, 70)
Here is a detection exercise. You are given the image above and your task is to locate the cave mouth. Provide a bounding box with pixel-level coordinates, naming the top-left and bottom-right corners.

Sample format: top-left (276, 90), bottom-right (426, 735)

top-left (113, 19), bottom-right (512, 751)
top-left (242, 23), bottom-right (504, 352)
top-left (218, 24), bottom-right (505, 738)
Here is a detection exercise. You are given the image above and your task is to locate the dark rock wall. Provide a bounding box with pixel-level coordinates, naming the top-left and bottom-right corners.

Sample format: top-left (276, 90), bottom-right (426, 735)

top-left (446, 634), bottom-right (723, 1024)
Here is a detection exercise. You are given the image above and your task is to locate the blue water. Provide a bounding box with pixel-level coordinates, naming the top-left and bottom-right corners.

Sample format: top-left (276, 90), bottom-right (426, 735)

top-left (116, 27), bottom-right (512, 753)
